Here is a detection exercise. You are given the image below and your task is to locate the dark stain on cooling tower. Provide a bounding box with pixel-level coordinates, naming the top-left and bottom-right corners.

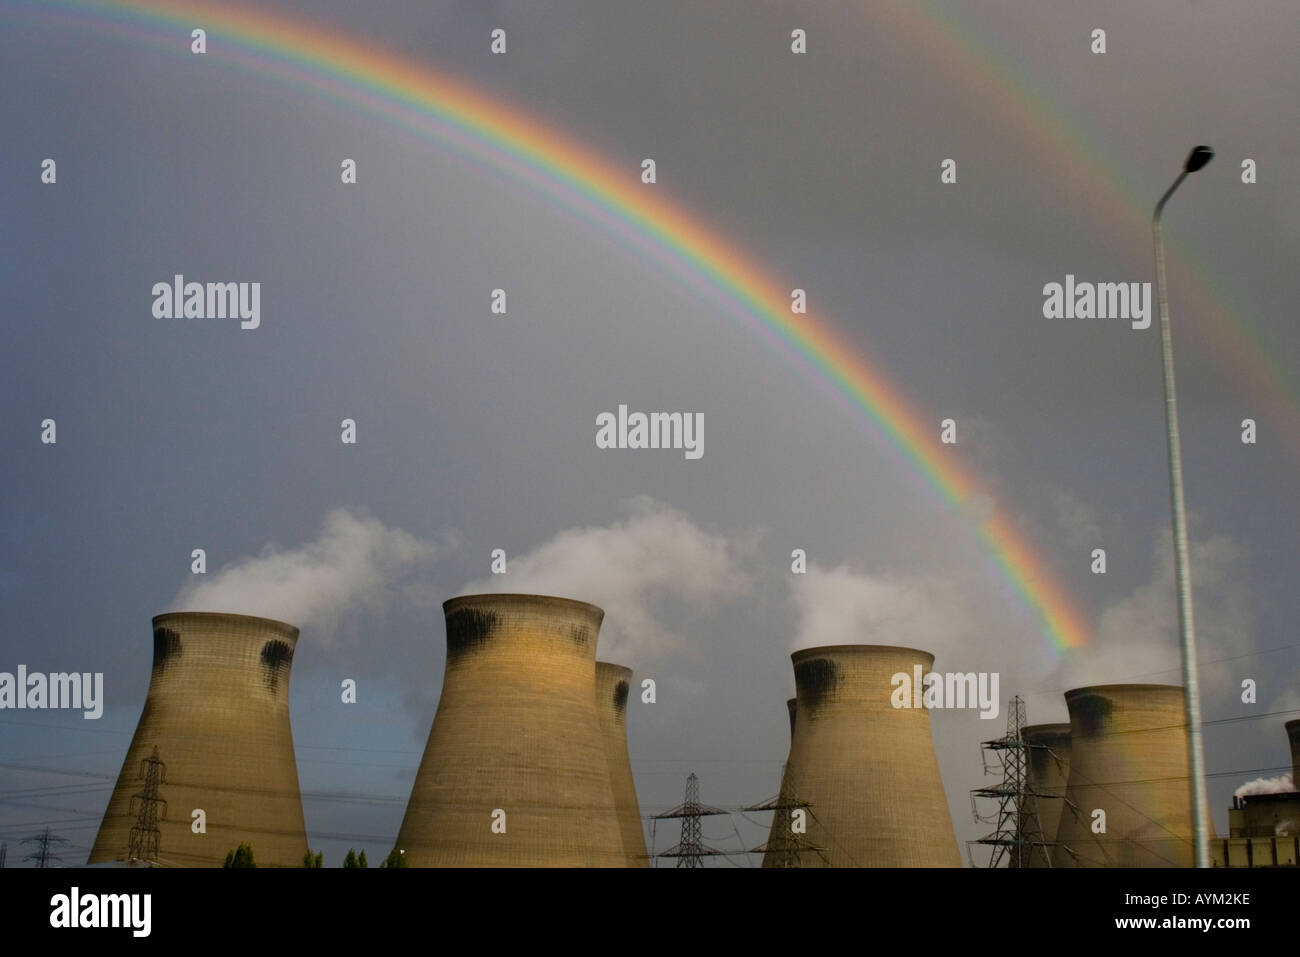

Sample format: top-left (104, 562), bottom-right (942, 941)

top-left (795, 657), bottom-right (841, 711)
top-left (1073, 693), bottom-right (1114, 738)
top-left (260, 639), bottom-right (294, 693)
top-left (152, 627), bottom-right (181, 672)
top-left (613, 679), bottom-right (629, 715)
top-left (446, 607), bottom-right (500, 659)
top-left (569, 624), bottom-right (593, 648)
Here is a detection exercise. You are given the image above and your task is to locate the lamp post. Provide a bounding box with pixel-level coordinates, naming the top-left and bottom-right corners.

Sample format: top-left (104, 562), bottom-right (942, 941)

top-left (1152, 144), bottom-right (1213, 868)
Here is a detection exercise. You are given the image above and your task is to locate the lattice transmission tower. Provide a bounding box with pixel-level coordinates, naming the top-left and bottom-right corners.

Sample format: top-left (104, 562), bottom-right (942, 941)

top-left (745, 764), bottom-right (821, 866)
top-left (653, 773), bottom-right (728, 868)
top-left (128, 745), bottom-right (167, 865)
top-left (968, 696), bottom-right (1051, 867)
top-left (22, 827), bottom-right (69, 868)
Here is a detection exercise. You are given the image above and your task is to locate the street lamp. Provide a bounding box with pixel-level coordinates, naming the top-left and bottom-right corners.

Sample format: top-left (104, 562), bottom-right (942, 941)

top-left (1152, 144), bottom-right (1213, 868)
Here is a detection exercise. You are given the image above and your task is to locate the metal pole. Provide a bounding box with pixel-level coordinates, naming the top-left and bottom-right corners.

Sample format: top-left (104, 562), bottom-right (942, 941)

top-left (1153, 169), bottom-right (1210, 868)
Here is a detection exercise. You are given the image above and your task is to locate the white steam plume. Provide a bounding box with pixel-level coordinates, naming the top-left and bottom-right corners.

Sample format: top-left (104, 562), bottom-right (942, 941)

top-left (460, 496), bottom-right (751, 661)
top-left (1068, 531), bottom-right (1253, 688)
top-left (171, 508), bottom-right (448, 638)
top-left (789, 562), bottom-right (971, 656)
top-left (1234, 775), bottom-right (1295, 797)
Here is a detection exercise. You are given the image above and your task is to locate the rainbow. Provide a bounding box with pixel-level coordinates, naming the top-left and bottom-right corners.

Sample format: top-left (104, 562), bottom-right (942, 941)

top-left (3, 0), bottom-right (1098, 648)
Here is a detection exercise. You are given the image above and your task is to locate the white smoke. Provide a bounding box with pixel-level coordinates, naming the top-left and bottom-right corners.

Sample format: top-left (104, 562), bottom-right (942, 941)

top-left (789, 562), bottom-right (971, 655)
top-left (460, 496), bottom-right (751, 662)
top-left (171, 508), bottom-right (449, 638)
top-left (1234, 775), bottom-right (1295, 798)
top-left (1067, 530), bottom-right (1253, 688)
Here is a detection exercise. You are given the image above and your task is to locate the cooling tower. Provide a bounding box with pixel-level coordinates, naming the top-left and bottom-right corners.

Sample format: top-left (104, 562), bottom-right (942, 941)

top-left (1019, 723), bottom-right (1071, 868)
top-left (1288, 720), bottom-right (1300, 789)
top-left (1053, 684), bottom-right (1197, 867)
top-left (88, 612), bottom-right (308, 867)
top-left (395, 594), bottom-right (627, 866)
top-left (782, 645), bottom-right (960, 867)
top-left (595, 661), bottom-right (649, 866)
top-left (760, 697), bottom-right (801, 868)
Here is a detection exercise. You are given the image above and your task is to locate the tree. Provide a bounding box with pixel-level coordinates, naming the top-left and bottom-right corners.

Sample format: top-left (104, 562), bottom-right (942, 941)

top-left (380, 848), bottom-right (408, 868)
top-left (301, 849), bottom-right (323, 868)
top-left (222, 843), bottom-right (255, 868)
top-left (343, 847), bottom-right (369, 868)
top-left (358, 849), bottom-right (368, 868)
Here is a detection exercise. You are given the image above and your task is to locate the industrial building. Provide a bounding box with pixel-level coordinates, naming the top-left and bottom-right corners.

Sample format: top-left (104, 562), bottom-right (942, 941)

top-left (595, 661), bottom-right (649, 866)
top-left (394, 594), bottom-right (628, 866)
top-left (1053, 684), bottom-right (1197, 867)
top-left (1213, 720), bottom-right (1300, 867)
top-left (1214, 793), bottom-right (1299, 867)
top-left (777, 645), bottom-right (960, 866)
top-left (88, 612), bottom-right (309, 867)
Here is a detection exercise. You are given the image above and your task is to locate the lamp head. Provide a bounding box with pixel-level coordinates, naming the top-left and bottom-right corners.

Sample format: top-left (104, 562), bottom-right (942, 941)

top-left (1184, 145), bottom-right (1214, 173)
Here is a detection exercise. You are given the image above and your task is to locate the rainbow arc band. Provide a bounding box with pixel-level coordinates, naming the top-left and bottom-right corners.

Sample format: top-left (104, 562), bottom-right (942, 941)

top-left (5, 0), bottom-right (1099, 650)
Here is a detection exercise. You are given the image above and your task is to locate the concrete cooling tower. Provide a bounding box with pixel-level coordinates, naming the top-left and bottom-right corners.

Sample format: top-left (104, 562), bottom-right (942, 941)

top-left (780, 645), bottom-right (960, 867)
top-left (595, 661), bottom-right (649, 866)
top-left (88, 612), bottom-right (308, 867)
top-left (760, 698), bottom-right (801, 868)
top-left (395, 594), bottom-right (627, 866)
top-left (1288, 719), bottom-right (1300, 788)
top-left (1019, 723), bottom-right (1071, 868)
top-left (1053, 684), bottom-right (1196, 867)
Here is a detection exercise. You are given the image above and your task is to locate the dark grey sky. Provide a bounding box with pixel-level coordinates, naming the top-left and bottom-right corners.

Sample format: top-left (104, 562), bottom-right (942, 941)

top-left (2, 0), bottom-right (1297, 866)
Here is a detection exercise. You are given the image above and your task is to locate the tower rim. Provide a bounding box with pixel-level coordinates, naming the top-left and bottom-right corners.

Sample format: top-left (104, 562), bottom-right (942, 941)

top-left (1064, 683), bottom-right (1185, 702)
top-left (443, 592), bottom-right (605, 622)
top-left (790, 643), bottom-right (936, 664)
top-left (152, 610), bottom-right (299, 641)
